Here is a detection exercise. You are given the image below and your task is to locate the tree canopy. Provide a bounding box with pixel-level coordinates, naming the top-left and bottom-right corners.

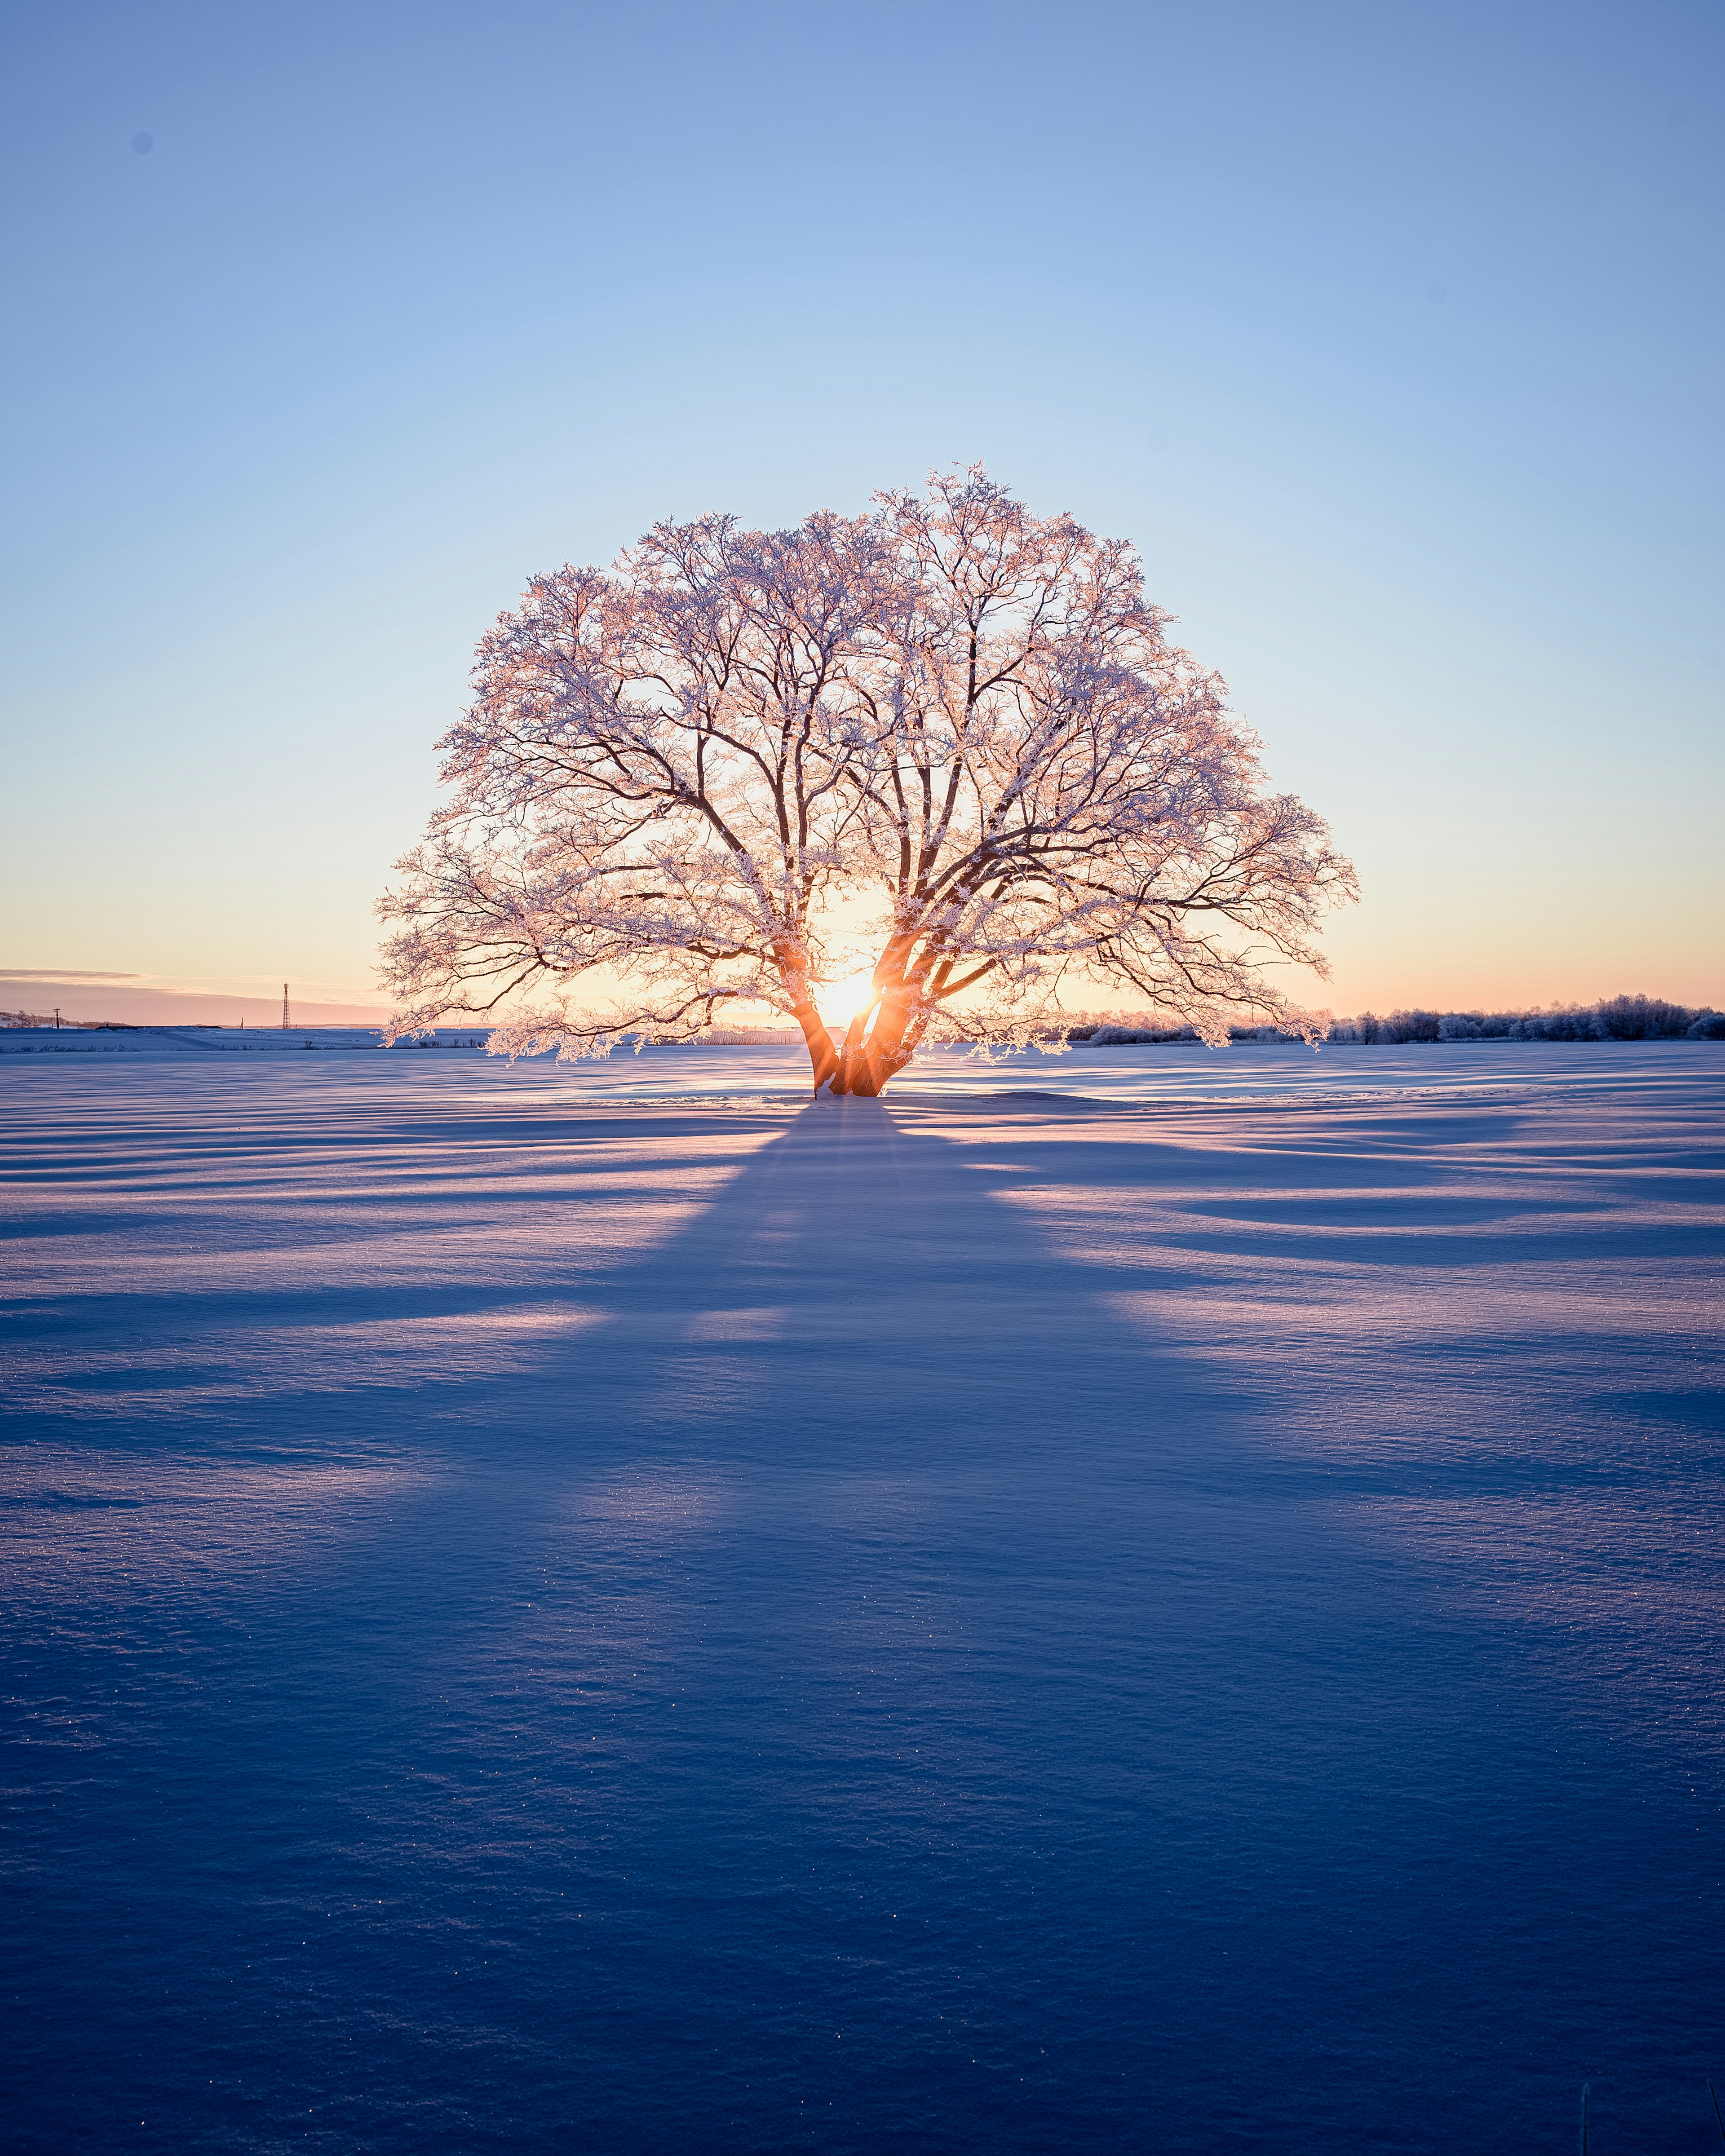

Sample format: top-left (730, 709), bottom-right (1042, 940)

top-left (380, 468), bottom-right (1357, 1092)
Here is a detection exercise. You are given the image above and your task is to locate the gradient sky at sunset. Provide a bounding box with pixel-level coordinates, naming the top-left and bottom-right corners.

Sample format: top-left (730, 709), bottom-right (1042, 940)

top-left (4, 0), bottom-right (1721, 1024)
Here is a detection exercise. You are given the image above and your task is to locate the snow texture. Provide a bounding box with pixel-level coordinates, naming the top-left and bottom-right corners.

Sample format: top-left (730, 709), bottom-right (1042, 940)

top-left (3, 1043), bottom-right (1722, 2152)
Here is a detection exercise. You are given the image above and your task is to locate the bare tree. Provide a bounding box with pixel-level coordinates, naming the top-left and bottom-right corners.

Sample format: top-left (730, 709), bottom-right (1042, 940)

top-left (380, 469), bottom-right (1357, 1093)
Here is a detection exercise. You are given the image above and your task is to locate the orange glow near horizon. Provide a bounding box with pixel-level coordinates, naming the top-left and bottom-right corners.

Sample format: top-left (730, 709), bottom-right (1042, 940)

top-left (814, 972), bottom-right (881, 1034)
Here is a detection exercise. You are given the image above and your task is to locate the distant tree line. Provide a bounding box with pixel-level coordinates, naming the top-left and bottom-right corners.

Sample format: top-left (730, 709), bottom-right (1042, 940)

top-left (1068, 993), bottom-right (1725, 1045)
top-left (1328, 994), bottom-right (1724, 1042)
top-left (0, 1010), bottom-right (138, 1031)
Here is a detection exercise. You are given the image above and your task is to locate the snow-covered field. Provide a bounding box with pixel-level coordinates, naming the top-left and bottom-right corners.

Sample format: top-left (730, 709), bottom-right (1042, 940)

top-left (3, 1043), bottom-right (1722, 2152)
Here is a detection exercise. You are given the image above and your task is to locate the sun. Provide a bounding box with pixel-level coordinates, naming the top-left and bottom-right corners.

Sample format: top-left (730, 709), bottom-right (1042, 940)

top-left (814, 971), bottom-right (880, 1033)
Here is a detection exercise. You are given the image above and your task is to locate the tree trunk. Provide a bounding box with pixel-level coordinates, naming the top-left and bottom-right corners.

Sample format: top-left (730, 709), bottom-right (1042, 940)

top-left (788, 982), bottom-right (921, 1098)
top-left (823, 998), bottom-right (917, 1096)
top-left (790, 1000), bottom-right (840, 1093)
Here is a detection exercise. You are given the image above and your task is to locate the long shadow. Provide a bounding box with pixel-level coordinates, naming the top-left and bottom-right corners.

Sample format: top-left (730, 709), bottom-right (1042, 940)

top-left (6, 1096), bottom-right (1722, 2156)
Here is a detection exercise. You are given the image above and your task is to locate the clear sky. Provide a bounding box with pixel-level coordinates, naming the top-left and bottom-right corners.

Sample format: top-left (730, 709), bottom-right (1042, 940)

top-left (4, 0), bottom-right (1721, 1025)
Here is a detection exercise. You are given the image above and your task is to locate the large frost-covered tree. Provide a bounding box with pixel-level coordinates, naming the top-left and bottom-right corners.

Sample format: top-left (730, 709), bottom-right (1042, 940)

top-left (380, 469), bottom-right (1357, 1094)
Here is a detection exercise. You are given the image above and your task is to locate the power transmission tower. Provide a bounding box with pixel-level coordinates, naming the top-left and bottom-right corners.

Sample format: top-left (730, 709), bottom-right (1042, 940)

top-left (281, 983), bottom-right (290, 1029)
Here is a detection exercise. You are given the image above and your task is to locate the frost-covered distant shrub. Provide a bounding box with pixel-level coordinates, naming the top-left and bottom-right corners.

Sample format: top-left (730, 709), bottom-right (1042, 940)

top-left (1376, 1008), bottom-right (1440, 1043)
top-left (1331, 1011), bottom-right (1386, 1043)
top-left (1438, 1015), bottom-right (1480, 1040)
top-left (1072, 1022), bottom-right (1200, 1045)
top-left (1592, 994), bottom-right (1697, 1039)
top-left (1688, 1010), bottom-right (1725, 1039)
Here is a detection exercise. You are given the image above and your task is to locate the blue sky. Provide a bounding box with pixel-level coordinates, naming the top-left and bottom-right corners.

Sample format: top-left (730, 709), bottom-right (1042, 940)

top-left (4, 0), bottom-right (1720, 1021)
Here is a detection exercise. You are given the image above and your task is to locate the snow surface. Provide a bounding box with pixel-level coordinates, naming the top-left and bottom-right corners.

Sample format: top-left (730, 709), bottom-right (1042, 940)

top-left (5, 1023), bottom-right (1721, 1104)
top-left (3, 1045), bottom-right (1722, 2152)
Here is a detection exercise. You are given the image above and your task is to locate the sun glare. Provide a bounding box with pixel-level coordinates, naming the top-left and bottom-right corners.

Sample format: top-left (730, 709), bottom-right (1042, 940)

top-left (815, 972), bottom-right (880, 1032)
